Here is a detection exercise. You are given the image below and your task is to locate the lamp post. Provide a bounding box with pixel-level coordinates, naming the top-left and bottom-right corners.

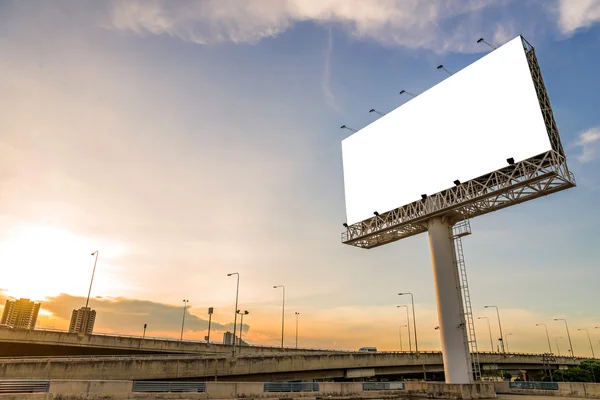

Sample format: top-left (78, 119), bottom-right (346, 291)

top-left (142, 323), bottom-right (147, 340)
top-left (180, 299), bottom-right (189, 341)
top-left (484, 306), bottom-right (505, 353)
top-left (578, 329), bottom-right (596, 358)
top-left (505, 333), bottom-right (513, 353)
top-left (295, 312), bottom-right (300, 349)
top-left (397, 305), bottom-right (412, 352)
top-left (398, 293), bottom-right (418, 353)
top-left (237, 310), bottom-right (249, 353)
top-left (536, 323), bottom-right (553, 354)
top-left (555, 337), bottom-right (562, 356)
top-left (554, 318), bottom-right (574, 358)
top-left (399, 324), bottom-right (407, 352)
top-left (81, 251), bottom-right (99, 335)
top-left (227, 272), bottom-right (240, 355)
top-left (478, 317), bottom-right (494, 352)
top-left (273, 285), bottom-right (285, 348)
top-left (207, 307), bottom-right (214, 343)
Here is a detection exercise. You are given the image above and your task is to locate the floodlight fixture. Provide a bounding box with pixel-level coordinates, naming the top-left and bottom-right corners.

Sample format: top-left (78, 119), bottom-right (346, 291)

top-left (369, 109), bottom-right (386, 117)
top-left (343, 223), bottom-right (348, 228)
top-left (421, 194), bottom-right (427, 200)
top-left (507, 157), bottom-right (515, 165)
top-left (340, 125), bottom-right (357, 133)
top-left (477, 37), bottom-right (497, 50)
top-left (373, 211), bottom-right (380, 216)
top-left (399, 90), bottom-right (417, 98)
top-left (437, 65), bottom-right (453, 76)
top-left (454, 180), bottom-right (461, 186)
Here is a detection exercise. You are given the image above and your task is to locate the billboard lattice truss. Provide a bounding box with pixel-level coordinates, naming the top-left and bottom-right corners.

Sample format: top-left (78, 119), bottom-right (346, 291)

top-left (342, 38), bottom-right (575, 249)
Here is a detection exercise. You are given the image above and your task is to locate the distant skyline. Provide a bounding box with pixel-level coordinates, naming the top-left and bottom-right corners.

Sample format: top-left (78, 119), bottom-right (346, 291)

top-left (0, 0), bottom-right (599, 355)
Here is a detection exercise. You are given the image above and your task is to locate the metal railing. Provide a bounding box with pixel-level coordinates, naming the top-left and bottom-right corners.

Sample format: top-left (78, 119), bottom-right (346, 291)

top-left (0, 380), bottom-right (50, 393)
top-left (363, 382), bottom-right (405, 391)
top-left (132, 381), bottom-right (206, 393)
top-left (264, 382), bottom-right (319, 392)
top-left (509, 381), bottom-right (559, 390)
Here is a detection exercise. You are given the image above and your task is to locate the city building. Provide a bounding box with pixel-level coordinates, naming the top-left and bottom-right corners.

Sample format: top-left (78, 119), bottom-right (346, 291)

top-left (222, 331), bottom-right (247, 346)
top-left (1, 298), bottom-right (41, 329)
top-left (68, 307), bottom-right (96, 334)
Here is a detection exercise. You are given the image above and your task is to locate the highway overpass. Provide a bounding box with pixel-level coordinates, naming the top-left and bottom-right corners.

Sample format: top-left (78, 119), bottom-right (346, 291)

top-left (0, 352), bottom-right (585, 381)
top-left (0, 329), bottom-right (334, 357)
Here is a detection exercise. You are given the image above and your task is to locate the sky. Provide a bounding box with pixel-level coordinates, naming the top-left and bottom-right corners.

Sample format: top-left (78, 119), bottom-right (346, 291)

top-left (0, 0), bottom-right (599, 356)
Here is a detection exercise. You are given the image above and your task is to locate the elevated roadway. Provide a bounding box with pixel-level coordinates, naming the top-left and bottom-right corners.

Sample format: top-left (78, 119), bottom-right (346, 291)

top-left (0, 352), bottom-right (586, 381)
top-left (0, 329), bottom-right (334, 357)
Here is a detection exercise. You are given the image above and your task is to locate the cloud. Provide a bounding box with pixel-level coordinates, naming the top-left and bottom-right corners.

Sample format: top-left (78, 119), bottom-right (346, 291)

top-left (557, 0), bottom-right (600, 34)
top-left (109, 0), bottom-right (521, 54)
top-left (573, 127), bottom-right (600, 163)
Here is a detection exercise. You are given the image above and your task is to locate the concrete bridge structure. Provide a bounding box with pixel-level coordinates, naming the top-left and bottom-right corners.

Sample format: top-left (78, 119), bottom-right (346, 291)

top-left (0, 329), bottom-right (332, 357)
top-left (0, 351), bottom-right (586, 381)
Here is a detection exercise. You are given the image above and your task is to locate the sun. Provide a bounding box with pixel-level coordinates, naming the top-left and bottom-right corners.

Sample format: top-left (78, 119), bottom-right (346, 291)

top-left (0, 224), bottom-right (128, 301)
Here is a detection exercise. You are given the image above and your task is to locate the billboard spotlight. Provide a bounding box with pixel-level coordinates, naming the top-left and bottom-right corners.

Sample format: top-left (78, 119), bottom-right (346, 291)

top-left (437, 65), bottom-right (453, 76)
top-left (507, 157), bottom-right (515, 165)
top-left (369, 109), bottom-right (386, 116)
top-left (343, 223), bottom-right (348, 228)
top-left (421, 194), bottom-right (427, 200)
top-left (477, 37), bottom-right (497, 50)
top-left (373, 211), bottom-right (380, 216)
top-left (399, 90), bottom-right (417, 98)
top-left (340, 125), bottom-right (357, 133)
top-left (454, 180), bottom-right (461, 186)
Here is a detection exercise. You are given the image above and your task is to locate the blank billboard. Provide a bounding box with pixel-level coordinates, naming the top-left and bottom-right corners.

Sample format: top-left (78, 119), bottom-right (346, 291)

top-left (341, 35), bottom-right (552, 225)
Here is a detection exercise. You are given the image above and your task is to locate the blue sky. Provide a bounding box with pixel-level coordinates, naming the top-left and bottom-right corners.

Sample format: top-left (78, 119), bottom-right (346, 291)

top-left (0, 0), bottom-right (599, 354)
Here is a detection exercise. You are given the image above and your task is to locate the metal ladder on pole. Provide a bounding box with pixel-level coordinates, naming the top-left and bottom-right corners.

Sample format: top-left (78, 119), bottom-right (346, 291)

top-left (453, 218), bottom-right (482, 381)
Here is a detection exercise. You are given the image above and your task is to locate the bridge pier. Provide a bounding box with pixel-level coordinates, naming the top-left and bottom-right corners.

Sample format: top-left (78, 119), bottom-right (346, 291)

top-left (427, 216), bottom-right (472, 384)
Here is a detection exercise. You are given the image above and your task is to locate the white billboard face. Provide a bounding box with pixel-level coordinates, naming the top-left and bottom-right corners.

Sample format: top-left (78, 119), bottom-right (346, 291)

top-left (341, 35), bottom-right (552, 225)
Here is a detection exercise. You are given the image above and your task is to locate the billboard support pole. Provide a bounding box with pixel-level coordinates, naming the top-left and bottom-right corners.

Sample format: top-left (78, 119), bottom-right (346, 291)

top-left (427, 215), bottom-right (472, 384)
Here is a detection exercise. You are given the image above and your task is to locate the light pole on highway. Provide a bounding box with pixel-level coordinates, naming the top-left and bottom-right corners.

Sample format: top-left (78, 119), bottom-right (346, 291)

top-left (398, 293), bottom-right (418, 353)
top-left (484, 305), bottom-right (505, 353)
top-left (555, 337), bottom-right (563, 356)
top-left (578, 328), bottom-right (596, 358)
top-left (80, 250), bottom-right (99, 335)
top-left (478, 317), bottom-right (494, 352)
top-left (227, 272), bottom-right (240, 355)
top-left (273, 285), bottom-right (285, 348)
top-left (180, 299), bottom-right (189, 341)
top-left (536, 323), bottom-right (553, 354)
top-left (397, 305), bottom-right (412, 352)
top-left (399, 324), bottom-right (407, 352)
top-left (554, 318), bottom-right (574, 358)
top-left (294, 312), bottom-right (300, 349)
top-left (505, 333), bottom-right (513, 353)
top-left (237, 310), bottom-right (249, 354)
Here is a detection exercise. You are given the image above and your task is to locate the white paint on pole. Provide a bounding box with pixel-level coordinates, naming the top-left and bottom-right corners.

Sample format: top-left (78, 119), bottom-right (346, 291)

top-left (427, 216), bottom-right (472, 383)
top-left (341, 35), bottom-right (552, 225)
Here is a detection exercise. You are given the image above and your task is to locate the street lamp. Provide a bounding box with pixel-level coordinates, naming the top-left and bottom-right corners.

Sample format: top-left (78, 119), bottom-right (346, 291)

top-left (273, 285), bottom-right (285, 348)
top-left (555, 337), bottom-right (563, 356)
top-left (81, 251), bottom-right (99, 335)
top-left (578, 328), bottom-right (596, 358)
top-left (237, 310), bottom-right (249, 353)
top-left (398, 293), bottom-right (418, 353)
top-left (399, 324), bottom-right (407, 352)
top-left (227, 272), bottom-right (240, 355)
top-left (478, 317), bottom-right (494, 352)
top-left (505, 333), bottom-right (513, 353)
top-left (295, 312), bottom-right (300, 349)
top-left (484, 306), bottom-right (505, 353)
top-left (397, 305), bottom-right (412, 352)
top-left (536, 324), bottom-right (553, 354)
top-left (554, 318), bottom-right (574, 358)
top-left (180, 299), bottom-right (189, 341)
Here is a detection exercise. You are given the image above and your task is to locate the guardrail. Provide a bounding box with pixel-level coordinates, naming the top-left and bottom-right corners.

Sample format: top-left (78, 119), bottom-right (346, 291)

top-left (0, 380), bottom-right (50, 393)
top-left (264, 382), bottom-right (319, 392)
top-left (509, 381), bottom-right (559, 390)
top-left (132, 381), bottom-right (206, 393)
top-left (363, 382), bottom-right (405, 391)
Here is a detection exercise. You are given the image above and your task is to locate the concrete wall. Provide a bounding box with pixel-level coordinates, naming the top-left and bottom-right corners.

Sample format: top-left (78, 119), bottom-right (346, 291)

top-left (405, 382), bottom-right (496, 399)
top-left (494, 381), bottom-right (600, 398)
